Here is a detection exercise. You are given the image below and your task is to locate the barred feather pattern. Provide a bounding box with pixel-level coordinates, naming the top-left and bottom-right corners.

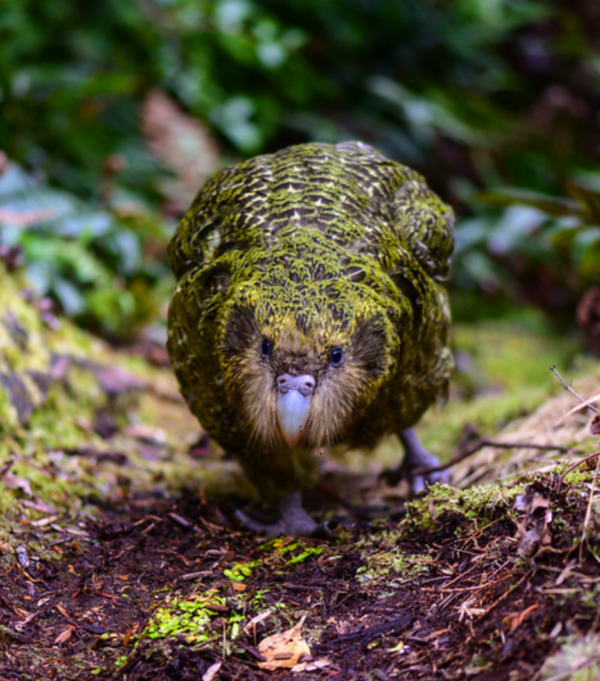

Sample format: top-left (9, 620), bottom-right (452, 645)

top-left (167, 142), bottom-right (454, 501)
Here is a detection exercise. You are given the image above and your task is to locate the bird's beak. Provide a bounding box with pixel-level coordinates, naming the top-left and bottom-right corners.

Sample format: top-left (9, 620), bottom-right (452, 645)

top-left (276, 373), bottom-right (315, 446)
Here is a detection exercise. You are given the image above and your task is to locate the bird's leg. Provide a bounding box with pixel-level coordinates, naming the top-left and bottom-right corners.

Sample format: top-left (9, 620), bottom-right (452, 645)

top-left (399, 428), bottom-right (451, 494)
top-left (235, 491), bottom-right (317, 537)
top-left (279, 492), bottom-right (318, 535)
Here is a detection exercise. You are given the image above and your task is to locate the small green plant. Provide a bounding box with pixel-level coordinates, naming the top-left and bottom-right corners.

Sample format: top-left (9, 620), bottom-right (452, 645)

top-left (144, 590), bottom-right (226, 642)
top-left (229, 612), bottom-right (245, 640)
top-left (285, 545), bottom-right (324, 565)
top-left (259, 538), bottom-right (326, 566)
top-left (223, 560), bottom-right (261, 582)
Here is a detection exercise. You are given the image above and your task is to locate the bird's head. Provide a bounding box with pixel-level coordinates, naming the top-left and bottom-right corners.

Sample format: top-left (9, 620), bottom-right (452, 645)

top-left (218, 274), bottom-right (403, 451)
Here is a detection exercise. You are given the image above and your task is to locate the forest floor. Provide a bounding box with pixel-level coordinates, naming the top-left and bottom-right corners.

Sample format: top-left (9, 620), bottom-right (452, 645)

top-left (1, 269), bottom-right (600, 681)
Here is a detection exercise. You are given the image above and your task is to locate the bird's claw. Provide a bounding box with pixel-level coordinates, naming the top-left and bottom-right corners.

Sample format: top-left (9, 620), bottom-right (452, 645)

top-left (235, 492), bottom-right (318, 536)
top-left (234, 509), bottom-right (288, 536)
top-left (410, 466), bottom-right (452, 495)
top-left (234, 506), bottom-right (344, 538)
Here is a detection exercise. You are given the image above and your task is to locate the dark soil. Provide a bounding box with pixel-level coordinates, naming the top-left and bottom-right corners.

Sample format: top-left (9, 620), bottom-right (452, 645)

top-left (0, 296), bottom-right (598, 681)
top-left (2, 474), bottom-right (598, 681)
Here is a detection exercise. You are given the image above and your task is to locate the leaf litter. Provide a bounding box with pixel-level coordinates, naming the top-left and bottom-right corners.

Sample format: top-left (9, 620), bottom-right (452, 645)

top-left (2, 286), bottom-right (600, 679)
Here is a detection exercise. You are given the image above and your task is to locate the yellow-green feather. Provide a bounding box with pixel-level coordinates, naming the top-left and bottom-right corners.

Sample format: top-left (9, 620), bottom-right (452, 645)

top-left (167, 141), bottom-right (454, 500)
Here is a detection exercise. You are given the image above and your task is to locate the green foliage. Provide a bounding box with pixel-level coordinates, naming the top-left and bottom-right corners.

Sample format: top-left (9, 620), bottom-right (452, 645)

top-left (285, 545), bottom-right (324, 565)
top-left (0, 162), bottom-right (171, 337)
top-left (144, 590), bottom-right (226, 641)
top-left (223, 560), bottom-right (261, 582)
top-left (2, 0), bottom-right (598, 196)
top-left (1, 0), bottom-right (599, 334)
top-left (452, 174), bottom-right (600, 317)
top-left (0, 0), bottom-right (309, 194)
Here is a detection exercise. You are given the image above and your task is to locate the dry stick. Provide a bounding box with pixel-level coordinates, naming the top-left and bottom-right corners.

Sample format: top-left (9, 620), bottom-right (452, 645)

top-left (412, 366), bottom-right (589, 479)
top-left (411, 439), bottom-right (571, 478)
top-left (476, 569), bottom-right (532, 621)
top-left (550, 364), bottom-right (600, 416)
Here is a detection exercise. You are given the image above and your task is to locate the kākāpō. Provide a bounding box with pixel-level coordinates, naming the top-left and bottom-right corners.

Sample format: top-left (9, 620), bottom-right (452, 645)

top-left (167, 141), bottom-right (454, 535)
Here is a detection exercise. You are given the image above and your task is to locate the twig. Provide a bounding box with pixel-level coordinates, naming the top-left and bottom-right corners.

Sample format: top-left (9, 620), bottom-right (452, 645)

top-left (411, 439), bottom-right (571, 478)
top-left (476, 569), bottom-right (531, 620)
top-left (551, 365), bottom-right (600, 416)
top-left (315, 615), bottom-right (415, 652)
top-left (167, 512), bottom-right (202, 533)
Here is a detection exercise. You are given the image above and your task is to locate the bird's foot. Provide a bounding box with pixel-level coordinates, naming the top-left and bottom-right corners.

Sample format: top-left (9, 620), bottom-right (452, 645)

top-left (234, 509), bottom-right (288, 537)
top-left (399, 428), bottom-right (451, 494)
top-left (235, 492), bottom-right (318, 537)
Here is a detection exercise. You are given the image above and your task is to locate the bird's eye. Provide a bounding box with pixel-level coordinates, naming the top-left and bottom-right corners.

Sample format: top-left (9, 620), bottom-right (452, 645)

top-left (329, 348), bottom-right (343, 365)
top-left (260, 339), bottom-right (272, 358)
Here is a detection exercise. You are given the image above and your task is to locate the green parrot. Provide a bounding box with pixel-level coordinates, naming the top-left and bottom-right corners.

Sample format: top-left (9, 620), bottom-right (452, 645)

top-left (167, 141), bottom-right (454, 535)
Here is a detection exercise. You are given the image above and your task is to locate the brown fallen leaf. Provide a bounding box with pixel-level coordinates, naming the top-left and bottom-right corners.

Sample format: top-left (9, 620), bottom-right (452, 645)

top-left (514, 487), bottom-right (553, 558)
top-left (257, 616), bottom-right (312, 671)
top-left (54, 625), bottom-right (75, 645)
top-left (202, 660), bottom-right (222, 681)
top-left (291, 658), bottom-right (331, 673)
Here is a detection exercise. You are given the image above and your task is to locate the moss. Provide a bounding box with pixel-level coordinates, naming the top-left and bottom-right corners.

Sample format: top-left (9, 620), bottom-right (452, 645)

top-left (399, 482), bottom-right (525, 535)
top-left (540, 633), bottom-right (600, 680)
top-left (419, 318), bottom-right (578, 454)
top-left (357, 549), bottom-right (432, 583)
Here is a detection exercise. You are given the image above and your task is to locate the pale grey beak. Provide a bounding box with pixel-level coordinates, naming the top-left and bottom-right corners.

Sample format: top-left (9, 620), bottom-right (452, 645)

top-left (276, 373), bottom-right (315, 445)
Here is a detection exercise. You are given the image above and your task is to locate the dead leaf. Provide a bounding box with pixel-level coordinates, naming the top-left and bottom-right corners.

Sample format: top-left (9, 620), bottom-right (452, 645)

top-left (54, 625), bottom-right (75, 644)
top-left (591, 415), bottom-right (600, 436)
top-left (517, 528), bottom-right (544, 558)
top-left (13, 607), bottom-right (32, 620)
top-left (556, 393), bottom-right (600, 424)
top-left (30, 515), bottom-right (59, 527)
top-left (55, 604), bottom-right (77, 625)
top-left (123, 424), bottom-right (167, 443)
top-left (457, 598), bottom-right (486, 622)
top-left (141, 90), bottom-right (220, 212)
top-left (514, 487), bottom-right (553, 557)
top-left (291, 658), bottom-right (331, 673)
top-left (202, 660), bottom-right (222, 681)
top-left (14, 611), bottom-right (39, 631)
top-left (87, 364), bottom-right (147, 395)
top-left (257, 616), bottom-right (312, 671)
top-left (505, 604), bottom-right (539, 632)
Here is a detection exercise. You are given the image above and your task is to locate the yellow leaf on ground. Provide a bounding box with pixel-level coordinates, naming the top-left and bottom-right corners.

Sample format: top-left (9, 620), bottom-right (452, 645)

top-left (257, 616), bottom-right (311, 671)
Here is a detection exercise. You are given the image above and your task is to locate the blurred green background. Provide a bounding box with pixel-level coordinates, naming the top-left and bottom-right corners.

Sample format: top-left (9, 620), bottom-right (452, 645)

top-left (0, 0), bottom-right (599, 348)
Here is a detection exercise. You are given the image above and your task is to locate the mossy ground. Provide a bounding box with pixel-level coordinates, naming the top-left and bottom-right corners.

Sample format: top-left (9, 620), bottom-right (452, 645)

top-left (1, 272), bottom-right (600, 680)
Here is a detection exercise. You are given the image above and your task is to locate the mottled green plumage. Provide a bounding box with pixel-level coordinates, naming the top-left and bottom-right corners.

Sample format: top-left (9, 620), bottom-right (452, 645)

top-left (167, 141), bottom-right (454, 521)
